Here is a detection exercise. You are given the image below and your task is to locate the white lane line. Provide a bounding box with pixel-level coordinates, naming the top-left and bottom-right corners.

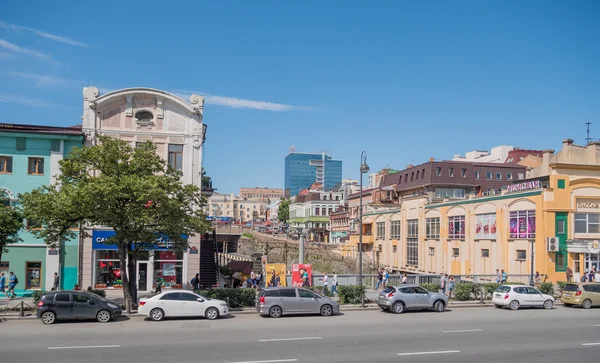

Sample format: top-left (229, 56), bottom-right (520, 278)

top-left (227, 360), bottom-right (298, 363)
top-left (258, 336), bottom-right (322, 342)
top-left (594, 324), bottom-right (600, 327)
top-left (398, 350), bottom-right (460, 356)
top-left (48, 345), bottom-right (121, 350)
top-left (442, 329), bottom-right (483, 333)
top-left (582, 343), bottom-right (600, 346)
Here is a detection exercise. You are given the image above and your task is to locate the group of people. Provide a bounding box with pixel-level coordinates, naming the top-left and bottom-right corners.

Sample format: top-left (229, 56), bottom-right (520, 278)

top-left (439, 274), bottom-right (455, 298)
top-left (581, 268), bottom-right (600, 282)
top-left (321, 272), bottom-right (338, 295)
top-left (0, 272), bottom-right (18, 298)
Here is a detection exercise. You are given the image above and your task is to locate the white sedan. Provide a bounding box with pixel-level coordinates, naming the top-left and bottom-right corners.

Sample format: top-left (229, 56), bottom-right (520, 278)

top-left (138, 291), bottom-right (229, 321)
top-left (492, 285), bottom-right (555, 310)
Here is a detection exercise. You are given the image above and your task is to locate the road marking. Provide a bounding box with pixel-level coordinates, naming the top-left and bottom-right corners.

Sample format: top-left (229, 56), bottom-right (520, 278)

top-left (258, 336), bottom-right (322, 342)
top-left (442, 329), bottom-right (483, 333)
top-left (48, 345), bottom-right (121, 350)
top-left (594, 324), bottom-right (600, 327)
top-left (582, 343), bottom-right (600, 346)
top-left (397, 350), bottom-right (460, 356)
top-left (227, 360), bottom-right (298, 363)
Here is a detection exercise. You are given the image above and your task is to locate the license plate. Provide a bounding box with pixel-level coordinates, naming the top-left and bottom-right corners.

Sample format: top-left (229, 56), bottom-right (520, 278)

top-left (379, 295), bottom-right (384, 299)
top-left (495, 294), bottom-right (501, 298)
top-left (564, 293), bottom-right (572, 297)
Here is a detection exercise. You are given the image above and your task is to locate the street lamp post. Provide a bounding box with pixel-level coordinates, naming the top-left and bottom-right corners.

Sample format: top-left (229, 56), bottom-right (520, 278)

top-left (359, 151), bottom-right (370, 308)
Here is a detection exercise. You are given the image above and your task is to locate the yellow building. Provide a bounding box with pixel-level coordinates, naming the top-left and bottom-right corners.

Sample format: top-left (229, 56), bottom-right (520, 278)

top-left (349, 140), bottom-right (600, 283)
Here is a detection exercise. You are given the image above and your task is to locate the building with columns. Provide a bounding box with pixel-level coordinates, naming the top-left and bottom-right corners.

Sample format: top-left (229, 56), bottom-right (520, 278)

top-left (80, 87), bottom-right (207, 292)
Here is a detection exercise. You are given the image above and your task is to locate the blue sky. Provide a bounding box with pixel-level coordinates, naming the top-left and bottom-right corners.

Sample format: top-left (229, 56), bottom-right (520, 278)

top-left (1, 1), bottom-right (598, 194)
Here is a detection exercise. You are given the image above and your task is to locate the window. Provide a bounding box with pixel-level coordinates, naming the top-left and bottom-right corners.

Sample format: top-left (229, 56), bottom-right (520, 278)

top-left (435, 188), bottom-right (465, 199)
top-left (0, 156), bottom-right (12, 174)
top-left (0, 261), bottom-right (8, 273)
top-left (55, 293), bottom-right (71, 302)
top-left (160, 293), bottom-right (180, 301)
top-left (73, 293), bottom-right (90, 303)
top-left (574, 213), bottom-right (600, 234)
top-left (154, 251), bottom-right (184, 288)
top-left (416, 171), bottom-right (420, 179)
top-left (461, 168), bottom-right (467, 178)
top-left (135, 111), bottom-right (154, 123)
top-left (399, 287), bottom-right (414, 294)
top-left (51, 140), bottom-right (61, 152)
top-left (95, 250), bottom-right (121, 288)
top-left (475, 214), bottom-right (497, 239)
top-left (429, 247), bottom-right (435, 256)
top-left (475, 171), bottom-right (480, 180)
top-left (486, 171), bottom-right (492, 180)
top-left (481, 249), bottom-right (490, 258)
top-left (392, 245), bottom-right (397, 253)
top-left (414, 287), bottom-right (428, 294)
top-left (376, 222), bottom-right (385, 240)
top-left (25, 261), bottom-right (42, 289)
top-left (448, 216), bottom-right (466, 239)
top-left (26, 219), bottom-right (42, 230)
top-left (496, 172), bottom-right (502, 180)
top-left (422, 169), bottom-right (426, 179)
top-left (452, 248), bottom-right (459, 257)
top-left (16, 137), bottom-right (26, 151)
top-left (557, 179), bottom-right (565, 189)
top-left (315, 207), bottom-right (320, 215)
top-left (436, 167), bottom-right (442, 177)
top-left (516, 250), bottom-right (527, 261)
top-left (279, 289), bottom-right (296, 298)
top-left (390, 221), bottom-right (401, 239)
top-left (28, 157), bottom-right (44, 175)
top-left (507, 173), bottom-right (513, 180)
top-left (179, 293), bottom-right (199, 301)
top-left (557, 220), bottom-right (566, 235)
top-left (168, 144), bottom-right (183, 171)
top-left (509, 210), bottom-right (536, 239)
top-left (411, 172), bottom-right (414, 181)
top-left (298, 289), bottom-right (316, 298)
top-left (518, 173), bottom-right (525, 180)
top-left (426, 217), bottom-right (440, 239)
top-left (407, 220), bottom-right (418, 267)
top-left (449, 168), bottom-right (454, 177)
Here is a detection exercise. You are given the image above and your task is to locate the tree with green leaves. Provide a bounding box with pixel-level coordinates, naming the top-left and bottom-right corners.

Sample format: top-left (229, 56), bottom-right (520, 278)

top-left (0, 191), bottom-right (24, 264)
top-left (278, 198), bottom-right (290, 224)
top-left (20, 136), bottom-right (210, 311)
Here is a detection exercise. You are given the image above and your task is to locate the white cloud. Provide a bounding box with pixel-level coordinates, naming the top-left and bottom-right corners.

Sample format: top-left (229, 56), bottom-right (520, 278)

top-left (4, 71), bottom-right (68, 86)
top-left (0, 39), bottom-right (55, 62)
top-left (173, 89), bottom-right (316, 112)
top-left (0, 20), bottom-right (87, 47)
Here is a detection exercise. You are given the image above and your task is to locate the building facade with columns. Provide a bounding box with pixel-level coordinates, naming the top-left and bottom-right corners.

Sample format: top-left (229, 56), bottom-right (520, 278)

top-left (0, 123), bottom-right (83, 291)
top-left (80, 87), bottom-right (207, 292)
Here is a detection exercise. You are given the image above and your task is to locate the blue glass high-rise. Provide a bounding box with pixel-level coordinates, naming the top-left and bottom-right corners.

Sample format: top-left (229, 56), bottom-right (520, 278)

top-left (284, 152), bottom-right (343, 196)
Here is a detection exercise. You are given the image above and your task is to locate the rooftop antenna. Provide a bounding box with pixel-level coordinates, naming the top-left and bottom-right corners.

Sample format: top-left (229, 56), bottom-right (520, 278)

top-left (289, 145), bottom-right (296, 153)
top-left (586, 122), bottom-right (593, 144)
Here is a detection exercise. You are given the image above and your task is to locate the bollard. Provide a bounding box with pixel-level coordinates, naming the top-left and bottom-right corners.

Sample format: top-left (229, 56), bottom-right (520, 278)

top-left (20, 301), bottom-right (24, 317)
top-left (480, 285), bottom-right (484, 304)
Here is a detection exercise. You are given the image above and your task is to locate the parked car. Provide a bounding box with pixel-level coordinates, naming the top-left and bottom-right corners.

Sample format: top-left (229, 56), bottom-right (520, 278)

top-left (138, 291), bottom-right (229, 321)
top-left (257, 287), bottom-right (340, 317)
top-left (561, 282), bottom-right (600, 309)
top-left (492, 285), bottom-right (554, 310)
top-left (37, 291), bottom-right (122, 325)
top-left (376, 285), bottom-right (448, 314)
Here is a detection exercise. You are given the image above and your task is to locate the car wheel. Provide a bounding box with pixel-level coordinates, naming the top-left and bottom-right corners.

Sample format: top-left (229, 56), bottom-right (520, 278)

top-left (41, 311), bottom-right (56, 325)
top-left (582, 299), bottom-right (592, 309)
top-left (434, 300), bottom-right (445, 312)
top-left (96, 310), bottom-right (111, 323)
top-left (269, 306), bottom-right (283, 318)
top-left (150, 308), bottom-right (165, 321)
top-left (320, 304), bottom-right (333, 317)
top-left (509, 300), bottom-right (520, 311)
top-left (543, 299), bottom-right (553, 310)
top-left (392, 302), bottom-right (405, 314)
top-left (205, 307), bottom-right (219, 320)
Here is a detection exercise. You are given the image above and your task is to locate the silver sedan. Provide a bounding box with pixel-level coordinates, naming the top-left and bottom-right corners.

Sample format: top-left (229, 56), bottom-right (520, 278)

top-left (376, 285), bottom-right (448, 314)
top-left (257, 287), bottom-right (340, 318)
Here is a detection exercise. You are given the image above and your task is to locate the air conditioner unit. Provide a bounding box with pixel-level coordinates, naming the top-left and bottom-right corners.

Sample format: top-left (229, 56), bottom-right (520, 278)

top-left (547, 237), bottom-right (559, 252)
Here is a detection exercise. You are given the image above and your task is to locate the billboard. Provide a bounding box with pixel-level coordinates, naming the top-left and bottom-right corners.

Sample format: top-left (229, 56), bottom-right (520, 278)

top-left (265, 263), bottom-right (287, 287)
top-left (292, 264), bottom-right (312, 287)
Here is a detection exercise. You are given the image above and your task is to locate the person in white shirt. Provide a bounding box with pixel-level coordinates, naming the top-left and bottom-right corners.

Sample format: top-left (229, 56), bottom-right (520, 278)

top-left (595, 270), bottom-right (600, 283)
top-left (322, 273), bottom-right (328, 295)
top-left (331, 272), bottom-right (338, 295)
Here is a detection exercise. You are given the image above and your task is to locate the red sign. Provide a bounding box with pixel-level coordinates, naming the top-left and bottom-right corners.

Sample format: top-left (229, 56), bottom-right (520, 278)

top-left (292, 264), bottom-right (312, 287)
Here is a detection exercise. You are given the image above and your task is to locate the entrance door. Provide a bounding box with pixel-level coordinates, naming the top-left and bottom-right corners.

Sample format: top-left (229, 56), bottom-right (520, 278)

top-left (137, 262), bottom-right (148, 292)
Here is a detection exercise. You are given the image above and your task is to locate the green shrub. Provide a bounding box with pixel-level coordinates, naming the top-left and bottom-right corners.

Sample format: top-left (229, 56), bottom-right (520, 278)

top-left (32, 290), bottom-right (46, 304)
top-left (420, 283), bottom-right (441, 292)
top-left (556, 281), bottom-right (567, 290)
top-left (337, 285), bottom-right (366, 305)
top-left (453, 283), bottom-right (475, 301)
top-left (242, 233), bottom-right (254, 239)
top-left (538, 282), bottom-right (554, 296)
top-left (482, 283), bottom-right (500, 299)
top-left (196, 288), bottom-right (257, 308)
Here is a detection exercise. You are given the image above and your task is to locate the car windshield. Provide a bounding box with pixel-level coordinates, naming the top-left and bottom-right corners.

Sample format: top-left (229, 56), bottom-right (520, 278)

top-left (563, 284), bottom-right (578, 292)
top-left (496, 286), bottom-right (511, 293)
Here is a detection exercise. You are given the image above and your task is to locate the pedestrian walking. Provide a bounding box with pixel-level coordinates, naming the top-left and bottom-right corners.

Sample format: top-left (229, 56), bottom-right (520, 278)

top-left (375, 269), bottom-right (383, 290)
top-left (588, 269), bottom-right (595, 282)
top-left (52, 272), bottom-right (59, 291)
top-left (323, 272), bottom-right (329, 294)
top-left (190, 273), bottom-right (200, 291)
top-left (447, 276), bottom-right (455, 299)
top-left (250, 271), bottom-right (257, 288)
top-left (7, 271), bottom-right (18, 299)
top-left (566, 266), bottom-right (573, 282)
top-left (595, 269), bottom-right (600, 283)
top-left (382, 269), bottom-right (389, 289)
top-left (501, 269), bottom-right (507, 284)
top-left (534, 271), bottom-right (541, 287)
top-left (331, 271), bottom-right (338, 296)
top-left (495, 269), bottom-right (502, 284)
top-left (401, 273), bottom-right (408, 284)
top-left (155, 274), bottom-right (164, 294)
top-left (581, 271), bottom-right (588, 282)
top-left (440, 273), bottom-right (447, 294)
top-left (0, 272), bottom-right (6, 298)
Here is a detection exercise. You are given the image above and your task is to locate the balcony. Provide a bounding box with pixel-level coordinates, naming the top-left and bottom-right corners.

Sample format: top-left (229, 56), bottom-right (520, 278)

top-left (361, 234), bottom-right (374, 244)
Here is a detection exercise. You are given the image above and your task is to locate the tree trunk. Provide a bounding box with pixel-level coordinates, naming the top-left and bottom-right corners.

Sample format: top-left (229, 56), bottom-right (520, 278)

top-left (127, 244), bottom-right (138, 311)
top-left (118, 244), bottom-right (134, 313)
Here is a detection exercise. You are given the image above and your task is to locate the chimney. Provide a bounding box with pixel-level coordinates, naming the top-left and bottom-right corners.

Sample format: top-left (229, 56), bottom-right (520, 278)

top-left (542, 149), bottom-right (554, 169)
top-left (429, 157), bottom-right (434, 162)
top-left (563, 139), bottom-right (574, 149)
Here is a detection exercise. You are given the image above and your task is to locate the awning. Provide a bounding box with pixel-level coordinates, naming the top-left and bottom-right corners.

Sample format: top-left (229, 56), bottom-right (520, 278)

top-left (567, 239), bottom-right (600, 254)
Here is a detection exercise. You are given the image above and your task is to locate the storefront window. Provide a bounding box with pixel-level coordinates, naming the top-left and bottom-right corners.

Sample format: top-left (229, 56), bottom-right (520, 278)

top-left (574, 213), bottom-right (600, 234)
top-left (509, 210), bottom-right (536, 239)
top-left (448, 216), bottom-right (465, 239)
top-left (154, 251), bottom-right (184, 288)
top-left (475, 213), bottom-right (497, 239)
top-left (95, 250), bottom-right (122, 288)
top-left (26, 261), bottom-right (42, 289)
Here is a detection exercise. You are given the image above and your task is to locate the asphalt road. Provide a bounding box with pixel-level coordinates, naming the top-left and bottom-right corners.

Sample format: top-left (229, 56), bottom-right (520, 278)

top-left (1, 307), bottom-right (599, 363)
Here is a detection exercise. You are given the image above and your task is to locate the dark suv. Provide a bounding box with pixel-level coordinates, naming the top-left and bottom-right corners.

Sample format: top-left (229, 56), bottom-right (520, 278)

top-left (37, 291), bottom-right (122, 325)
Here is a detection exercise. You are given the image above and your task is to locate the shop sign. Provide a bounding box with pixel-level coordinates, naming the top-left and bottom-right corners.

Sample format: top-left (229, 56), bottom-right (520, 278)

top-left (92, 230), bottom-right (186, 250)
top-left (588, 240), bottom-right (600, 254)
top-left (505, 180), bottom-right (541, 193)
top-left (189, 246), bottom-right (198, 254)
top-left (48, 248), bottom-right (59, 256)
top-left (576, 199), bottom-right (600, 212)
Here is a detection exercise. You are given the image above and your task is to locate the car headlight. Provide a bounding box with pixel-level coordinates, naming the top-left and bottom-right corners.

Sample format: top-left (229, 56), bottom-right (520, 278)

top-left (107, 303), bottom-right (120, 309)
top-left (219, 303), bottom-right (228, 307)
